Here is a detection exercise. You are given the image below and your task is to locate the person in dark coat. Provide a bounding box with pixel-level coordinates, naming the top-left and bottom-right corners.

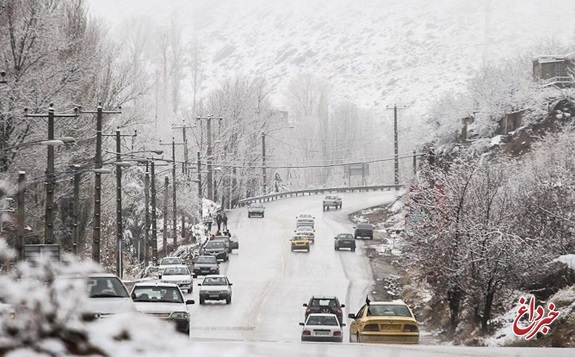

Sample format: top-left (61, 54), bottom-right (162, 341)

top-left (222, 212), bottom-right (228, 231)
top-left (216, 212), bottom-right (222, 232)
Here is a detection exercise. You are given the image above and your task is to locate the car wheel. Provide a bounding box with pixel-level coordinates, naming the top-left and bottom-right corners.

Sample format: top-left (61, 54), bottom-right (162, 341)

top-left (334, 246), bottom-right (338, 251)
top-left (354, 235), bottom-right (358, 239)
top-left (351, 247), bottom-right (356, 252)
top-left (261, 213), bottom-right (264, 218)
top-left (226, 297), bottom-right (231, 304)
top-left (356, 332), bottom-right (361, 343)
top-left (349, 333), bottom-right (353, 343)
top-left (199, 298), bottom-right (205, 305)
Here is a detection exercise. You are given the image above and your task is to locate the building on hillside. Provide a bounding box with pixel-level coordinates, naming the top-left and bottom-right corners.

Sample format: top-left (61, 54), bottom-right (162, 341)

top-left (533, 52), bottom-right (575, 88)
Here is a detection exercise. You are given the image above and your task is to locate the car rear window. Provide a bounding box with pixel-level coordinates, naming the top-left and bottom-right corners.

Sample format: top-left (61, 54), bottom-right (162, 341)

top-left (307, 315), bottom-right (339, 326)
top-left (196, 256), bottom-right (217, 264)
top-left (367, 305), bottom-right (411, 317)
top-left (311, 298), bottom-right (338, 307)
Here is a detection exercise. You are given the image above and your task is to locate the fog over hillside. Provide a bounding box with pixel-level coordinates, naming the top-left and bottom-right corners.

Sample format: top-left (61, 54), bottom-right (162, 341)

top-left (88, 0), bottom-right (575, 120)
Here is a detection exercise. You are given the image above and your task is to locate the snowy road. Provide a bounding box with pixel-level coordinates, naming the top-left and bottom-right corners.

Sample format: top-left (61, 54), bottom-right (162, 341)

top-left (184, 191), bottom-right (572, 357)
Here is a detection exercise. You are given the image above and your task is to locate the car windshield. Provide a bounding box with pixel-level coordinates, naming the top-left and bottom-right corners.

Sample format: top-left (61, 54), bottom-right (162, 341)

top-left (163, 267), bottom-right (190, 276)
top-left (132, 286), bottom-right (184, 303)
top-left (311, 298), bottom-right (338, 307)
top-left (196, 256), bottom-right (217, 264)
top-left (160, 257), bottom-right (181, 265)
top-left (306, 315), bottom-right (339, 326)
top-left (206, 241), bottom-right (224, 249)
top-left (202, 276), bottom-right (228, 286)
top-left (367, 305), bottom-right (412, 317)
top-left (88, 277), bottom-right (130, 298)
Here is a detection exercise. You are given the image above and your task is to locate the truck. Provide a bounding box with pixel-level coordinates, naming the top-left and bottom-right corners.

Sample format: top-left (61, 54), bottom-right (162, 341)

top-left (323, 195), bottom-right (342, 210)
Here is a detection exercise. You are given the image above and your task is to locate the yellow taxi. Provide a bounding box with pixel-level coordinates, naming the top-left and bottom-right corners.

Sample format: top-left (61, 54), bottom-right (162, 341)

top-left (348, 299), bottom-right (419, 344)
top-left (290, 234), bottom-right (310, 252)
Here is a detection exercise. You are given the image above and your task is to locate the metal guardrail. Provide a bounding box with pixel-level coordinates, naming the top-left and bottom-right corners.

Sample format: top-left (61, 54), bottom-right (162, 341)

top-left (237, 184), bottom-right (404, 206)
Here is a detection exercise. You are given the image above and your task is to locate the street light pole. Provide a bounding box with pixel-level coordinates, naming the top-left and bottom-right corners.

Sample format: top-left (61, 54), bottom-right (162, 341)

top-left (197, 116), bottom-right (222, 201)
top-left (160, 137), bottom-right (184, 250)
top-left (16, 171), bottom-right (26, 261)
top-left (72, 165), bottom-right (81, 255)
top-left (101, 128), bottom-right (135, 278)
top-left (151, 161), bottom-right (158, 264)
top-left (144, 162), bottom-right (150, 267)
top-left (197, 151), bottom-right (202, 218)
top-left (24, 104), bottom-right (78, 244)
top-left (80, 103), bottom-right (121, 263)
top-left (115, 129), bottom-right (123, 277)
top-left (262, 132), bottom-right (267, 195)
top-left (163, 176), bottom-right (169, 256)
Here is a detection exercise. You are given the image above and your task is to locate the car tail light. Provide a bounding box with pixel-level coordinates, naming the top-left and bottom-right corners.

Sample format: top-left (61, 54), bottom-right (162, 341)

top-left (403, 324), bottom-right (419, 332)
top-left (336, 308), bottom-right (342, 315)
top-left (333, 331), bottom-right (342, 336)
top-left (302, 330), bottom-right (311, 335)
top-left (305, 307), bottom-right (311, 315)
top-left (363, 324), bottom-right (380, 331)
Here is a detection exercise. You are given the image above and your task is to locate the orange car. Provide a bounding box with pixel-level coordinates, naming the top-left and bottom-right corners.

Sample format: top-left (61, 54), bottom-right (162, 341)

top-left (348, 299), bottom-right (419, 344)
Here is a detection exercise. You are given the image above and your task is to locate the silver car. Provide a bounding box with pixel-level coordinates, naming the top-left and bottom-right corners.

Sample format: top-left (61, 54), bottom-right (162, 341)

top-left (160, 265), bottom-right (193, 293)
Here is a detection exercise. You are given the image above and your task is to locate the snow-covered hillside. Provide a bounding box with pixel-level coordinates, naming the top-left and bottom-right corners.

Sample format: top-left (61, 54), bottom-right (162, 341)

top-left (88, 0), bottom-right (575, 113)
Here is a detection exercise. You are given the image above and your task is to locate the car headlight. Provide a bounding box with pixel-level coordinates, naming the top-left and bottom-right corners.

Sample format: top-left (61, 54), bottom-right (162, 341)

top-left (170, 311), bottom-right (189, 319)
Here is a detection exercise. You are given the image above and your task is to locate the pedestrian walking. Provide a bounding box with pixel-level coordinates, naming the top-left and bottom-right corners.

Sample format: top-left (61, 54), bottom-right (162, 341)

top-left (222, 212), bottom-right (228, 231)
top-left (216, 212), bottom-right (222, 232)
top-left (205, 213), bottom-right (213, 232)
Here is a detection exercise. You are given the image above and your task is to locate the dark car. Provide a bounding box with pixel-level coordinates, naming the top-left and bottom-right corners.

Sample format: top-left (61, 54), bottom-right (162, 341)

top-left (201, 240), bottom-right (229, 261)
top-left (213, 235), bottom-right (239, 252)
top-left (354, 223), bottom-right (374, 240)
top-left (192, 255), bottom-right (220, 277)
top-left (303, 296), bottom-right (345, 323)
top-left (334, 233), bottom-right (356, 251)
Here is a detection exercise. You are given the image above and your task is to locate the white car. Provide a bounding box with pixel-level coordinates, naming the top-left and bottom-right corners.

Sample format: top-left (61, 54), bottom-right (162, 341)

top-left (131, 282), bottom-right (195, 335)
top-left (296, 213), bottom-right (315, 229)
top-left (294, 225), bottom-right (315, 244)
top-left (158, 256), bottom-right (184, 275)
top-left (299, 313), bottom-right (345, 342)
top-left (198, 275), bottom-right (233, 305)
top-left (160, 265), bottom-right (193, 293)
top-left (56, 273), bottom-right (136, 320)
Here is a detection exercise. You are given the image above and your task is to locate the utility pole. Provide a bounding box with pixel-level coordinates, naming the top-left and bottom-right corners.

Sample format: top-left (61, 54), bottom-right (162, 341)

top-left (172, 120), bottom-right (194, 175)
top-left (163, 176), bottom-right (169, 256)
top-left (197, 116), bottom-right (222, 201)
top-left (24, 104), bottom-right (78, 244)
top-left (16, 171), bottom-right (26, 261)
top-left (386, 103), bottom-right (406, 189)
top-left (160, 137), bottom-right (185, 249)
top-left (151, 161), bottom-right (158, 264)
top-left (197, 151), bottom-right (202, 218)
top-left (102, 128), bottom-right (135, 278)
top-left (80, 103), bottom-right (121, 263)
top-left (262, 132), bottom-right (267, 195)
top-left (144, 162), bottom-right (150, 267)
top-left (72, 165), bottom-right (81, 255)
